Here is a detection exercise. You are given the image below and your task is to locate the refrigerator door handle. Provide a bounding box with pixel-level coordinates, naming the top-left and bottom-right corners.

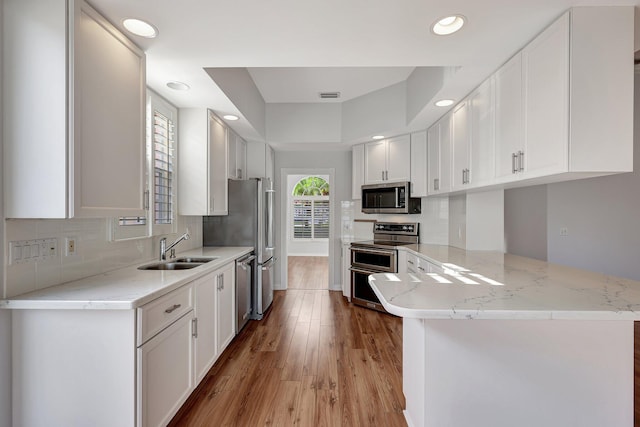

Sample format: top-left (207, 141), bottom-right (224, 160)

top-left (265, 189), bottom-right (275, 250)
top-left (261, 257), bottom-right (278, 270)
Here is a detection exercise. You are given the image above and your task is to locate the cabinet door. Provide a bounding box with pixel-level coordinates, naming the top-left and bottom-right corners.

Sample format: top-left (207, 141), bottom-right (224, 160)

top-left (523, 13), bottom-right (569, 178)
top-left (72, 2), bottom-right (145, 217)
top-left (227, 132), bottom-right (238, 179)
top-left (364, 140), bottom-right (387, 184)
top-left (495, 53), bottom-right (524, 181)
top-left (216, 264), bottom-right (236, 355)
top-left (386, 134), bottom-right (411, 182)
top-left (236, 138), bottom-right (247, 179)
top-left (469, 79), bottom-right (495, 187)
top-left (352, 144), bottom-right (364, 199)
top-left (439, 114), bottom-right (452, 193)
top-left (410, 131), bottom-right (428, 197)
top-left (194, 273), bottom-right (217, 383)
top-left (138, 311), bottom-right (194, 427)
top-left (427, 124), bottom-right (441, 194)
top-left (209, 113), bottom-right (229, 215)
top-left (451, 102), bottom-right (470, 190)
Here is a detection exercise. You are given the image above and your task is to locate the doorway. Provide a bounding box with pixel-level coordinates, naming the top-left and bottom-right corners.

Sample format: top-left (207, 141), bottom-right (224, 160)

top-left (283, 172), bottom-right (333, 290)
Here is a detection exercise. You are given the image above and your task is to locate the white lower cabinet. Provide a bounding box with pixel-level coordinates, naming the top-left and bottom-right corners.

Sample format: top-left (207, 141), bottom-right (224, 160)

top-left (216, 263), bottom-right (236, 354)
top-left (10, 260), bottom-right (241, 427)
top-left (193, 273), bottom-right (218, 383)
top-left (138, 311), bottom-right (195, 427)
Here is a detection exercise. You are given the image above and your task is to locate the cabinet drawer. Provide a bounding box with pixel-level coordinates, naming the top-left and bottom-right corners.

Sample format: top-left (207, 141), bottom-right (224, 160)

top-left (137, 286), bottom-right (193, 346)
top-left (406, 253), bottom-right (418, 273)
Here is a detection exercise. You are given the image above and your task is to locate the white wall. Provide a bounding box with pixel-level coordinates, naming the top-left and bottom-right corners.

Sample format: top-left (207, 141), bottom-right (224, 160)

top-left (266, 104), bottom-right (341, 143)
top-left (342, 81), bottom-right (407, 142)
top-left (275, 151), bottom-right (351, 289)
top-left (4, 216), bottom-right (203, 298)
top-left (504, 185), bottom-right (547, 261)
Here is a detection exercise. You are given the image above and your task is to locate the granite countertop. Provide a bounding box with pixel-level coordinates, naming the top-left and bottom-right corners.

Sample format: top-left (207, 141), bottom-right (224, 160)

top-left (369, 244), bottom-right (640, 320)
top-left (0, 246), bottom-right (253, 310)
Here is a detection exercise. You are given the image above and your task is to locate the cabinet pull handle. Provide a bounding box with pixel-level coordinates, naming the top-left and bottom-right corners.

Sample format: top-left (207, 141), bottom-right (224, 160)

top-left (434, 178), bottom-right (439, 191)
top-left (164, 304), bottom-right (181, 314)
top-left (192, 318), bottom-right (198, 338)
top-left (143, 190), bottom-right (150, 210)
top-left (407, 260), bottom-right (414, 265)
top-left (381, 171), bottom-right (385, 181)
top-left (518, 151), bottom-right (524, 172)
top-left (418, 266), bottom-right (426, 272)
top-left (385, 170), bottom-right (388, 180)
top-left (512, 153), bottom-right (517, 174)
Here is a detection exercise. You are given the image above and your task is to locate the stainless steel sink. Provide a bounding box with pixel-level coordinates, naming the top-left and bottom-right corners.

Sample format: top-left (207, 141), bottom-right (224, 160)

top-left (137, 257), bottom-right (217, 271)
top-left (138, 262), bottom-right (202, 271)
top-left (173, 257), bottom-right (217, 263)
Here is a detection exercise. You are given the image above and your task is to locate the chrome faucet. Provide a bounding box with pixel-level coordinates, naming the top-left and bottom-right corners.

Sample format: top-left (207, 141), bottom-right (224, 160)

top-left (159, 232), bottom-right (190, 261)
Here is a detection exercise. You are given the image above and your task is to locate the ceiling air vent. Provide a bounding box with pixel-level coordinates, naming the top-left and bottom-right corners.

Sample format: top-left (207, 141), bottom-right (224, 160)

top-left (319, 92), bottom-right (341, 99)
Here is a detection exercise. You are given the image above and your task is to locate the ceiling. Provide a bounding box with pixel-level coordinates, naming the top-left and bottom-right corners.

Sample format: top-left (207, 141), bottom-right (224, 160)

top-left (90, 0), bottom-right (639, 149)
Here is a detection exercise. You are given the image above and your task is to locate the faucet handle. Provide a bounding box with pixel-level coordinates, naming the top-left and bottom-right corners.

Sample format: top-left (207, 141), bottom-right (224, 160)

top-left (170, 248), bottom-right (176, 259)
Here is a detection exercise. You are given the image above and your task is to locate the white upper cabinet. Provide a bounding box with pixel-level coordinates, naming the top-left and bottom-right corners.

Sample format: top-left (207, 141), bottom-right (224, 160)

top-left (352, 144), bottom-right (364, 199)
top-left (247, 141), bottom-right (275, 188)
top-left (494, 7), bottom-right (633, 184)
top-left (469, 78), bottom-right (495, 188)
top-left (521, 12), bottom-right (569, 179)
top-left (427, 114), bottom-right (452, 195)
top-left (364, 135), bottom-right (411, 184)
top-left (451, 101), bottom-right (471, 191)
top-left (178, 109), bottom-right (228, 216)
top-left (3, 0), bottom-right (145, 218)
top-left (228, 131), bottom-right (247, 180)
top-left (495, 53), bottom-right (524, 180)
top-left (410, 131), bottom-right (428, 198)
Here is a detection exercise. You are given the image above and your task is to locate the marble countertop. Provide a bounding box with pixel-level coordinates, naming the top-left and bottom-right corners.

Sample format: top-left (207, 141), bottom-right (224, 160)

top-left (369, 244), bottom-right (640, 320)
top-left (0, 246), bottom-right (253, 310)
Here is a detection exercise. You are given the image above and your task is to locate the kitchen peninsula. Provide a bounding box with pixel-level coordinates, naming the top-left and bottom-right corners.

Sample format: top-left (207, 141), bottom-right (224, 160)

top-left (370, 245), bottom-right (640, 427)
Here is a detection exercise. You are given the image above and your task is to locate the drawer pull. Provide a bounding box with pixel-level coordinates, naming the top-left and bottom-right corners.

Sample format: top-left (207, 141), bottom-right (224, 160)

top-left (164, 304), bottom-right (181, 314)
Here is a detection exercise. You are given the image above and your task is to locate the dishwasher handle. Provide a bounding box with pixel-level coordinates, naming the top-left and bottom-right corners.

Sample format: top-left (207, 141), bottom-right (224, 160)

top-left (238, 254), bottom-right (256, 269)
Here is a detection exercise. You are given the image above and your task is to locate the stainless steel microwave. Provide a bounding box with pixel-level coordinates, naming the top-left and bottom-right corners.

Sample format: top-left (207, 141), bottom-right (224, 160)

top-left (361, 182), bottom-right (421, 214)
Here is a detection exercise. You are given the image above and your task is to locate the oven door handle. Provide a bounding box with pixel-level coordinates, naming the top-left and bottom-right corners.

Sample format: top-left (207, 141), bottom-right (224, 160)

top-left (350, 247), bottom-right (396, 256)
top-left (349, 267), bottom-right (379, 275)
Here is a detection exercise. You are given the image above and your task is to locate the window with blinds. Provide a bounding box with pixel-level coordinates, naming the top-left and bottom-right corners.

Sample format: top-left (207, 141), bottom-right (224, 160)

top-left (292, 198), bottom-right (329, 240)
top-left (153, 110), bottom-right (174, 225)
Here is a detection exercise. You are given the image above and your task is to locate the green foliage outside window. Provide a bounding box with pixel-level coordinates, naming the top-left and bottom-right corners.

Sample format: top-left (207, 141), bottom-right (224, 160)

top-left (292, 176), bottom-right (329, 196)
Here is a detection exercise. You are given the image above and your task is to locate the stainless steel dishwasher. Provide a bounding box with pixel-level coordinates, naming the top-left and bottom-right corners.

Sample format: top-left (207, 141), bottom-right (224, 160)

top-left (236, 253), bottom-right (255, 333)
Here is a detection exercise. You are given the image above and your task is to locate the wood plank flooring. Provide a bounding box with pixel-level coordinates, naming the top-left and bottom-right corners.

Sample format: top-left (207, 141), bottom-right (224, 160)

top-left (287, 257), bottom-right (329, 290)
top-left (169, 290), bottom-right (406, 427)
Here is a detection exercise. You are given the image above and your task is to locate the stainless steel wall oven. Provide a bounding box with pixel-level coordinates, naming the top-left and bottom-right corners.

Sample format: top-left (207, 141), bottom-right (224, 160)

top-left (350, 222), bottom-right (419, 313)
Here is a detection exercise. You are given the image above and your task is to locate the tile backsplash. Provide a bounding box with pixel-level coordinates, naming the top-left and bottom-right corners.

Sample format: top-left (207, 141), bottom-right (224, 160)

top-left (3, 216), bottom-right (202, 298)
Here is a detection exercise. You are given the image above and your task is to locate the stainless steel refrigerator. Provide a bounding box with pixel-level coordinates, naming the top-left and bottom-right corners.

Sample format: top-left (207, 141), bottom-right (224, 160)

top-left (203, 178), bottom-right (276, 319)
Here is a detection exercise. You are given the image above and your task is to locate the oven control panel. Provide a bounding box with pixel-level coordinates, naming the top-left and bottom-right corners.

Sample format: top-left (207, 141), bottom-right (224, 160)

top-left (374, 222), bottom-right (419, 236)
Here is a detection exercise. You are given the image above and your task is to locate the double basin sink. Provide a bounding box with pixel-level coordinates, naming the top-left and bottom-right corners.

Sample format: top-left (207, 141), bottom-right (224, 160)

top-left (138, 257), bottom-right (218, 271)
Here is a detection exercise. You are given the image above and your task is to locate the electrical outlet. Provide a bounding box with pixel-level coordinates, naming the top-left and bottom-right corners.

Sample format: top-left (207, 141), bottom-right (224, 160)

top-left (66, 237), bottom-right (76, 256)
top-left (559, 227), bottom-right (568, 236)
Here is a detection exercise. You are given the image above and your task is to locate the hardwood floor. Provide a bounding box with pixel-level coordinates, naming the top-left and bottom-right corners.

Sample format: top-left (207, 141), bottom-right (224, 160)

top-left (169, 290), bottom-right (406, 427)
top-left (287, 256), bottom-right (329, 290)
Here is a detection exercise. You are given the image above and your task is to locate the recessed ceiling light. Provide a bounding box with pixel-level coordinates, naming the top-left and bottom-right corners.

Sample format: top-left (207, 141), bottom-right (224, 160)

top-left (166, 81), bottom-right (190, 91)
top-left (223, 115), bottom-right (239, 121)
top-left (122, 18), bottom-right (158, 38)
top-left (432, 15), bottom-right (465, 36)
top-left (372, 135), bottom-right (385, 140)
top-left (435, 99), bottom-right (455, 107)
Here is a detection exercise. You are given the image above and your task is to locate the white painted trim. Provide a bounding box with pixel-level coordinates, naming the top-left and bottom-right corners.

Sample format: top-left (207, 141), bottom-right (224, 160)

top-left (280, 167), bottom-right (336, 290)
